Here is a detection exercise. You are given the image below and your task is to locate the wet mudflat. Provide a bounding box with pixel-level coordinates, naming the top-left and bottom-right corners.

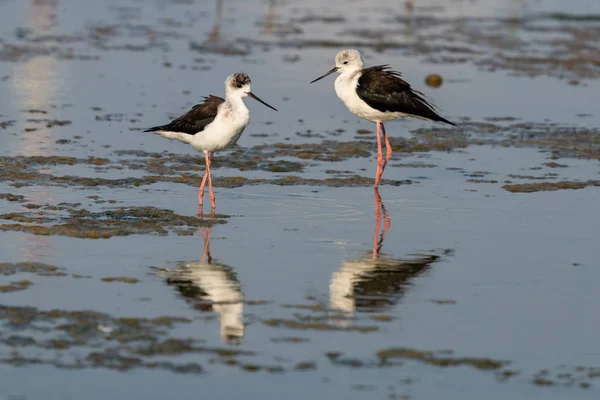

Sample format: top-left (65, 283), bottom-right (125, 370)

top-left (1, 0), bottom-right (599, 399)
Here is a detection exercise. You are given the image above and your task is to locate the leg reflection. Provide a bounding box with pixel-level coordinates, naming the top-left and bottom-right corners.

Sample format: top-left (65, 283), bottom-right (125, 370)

top-left (207, 0), bottom-right (223, 42)
top-left (373, 187), bottom-right (391, 258)
top-left (263, 0), bottom-right (277, 34)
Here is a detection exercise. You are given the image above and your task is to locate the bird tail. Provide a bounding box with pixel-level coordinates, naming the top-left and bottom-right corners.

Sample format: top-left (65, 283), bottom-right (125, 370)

top-left (143, 126), bottom-right (163, 132)
top-left (436, 116), bottom-right (456, 126)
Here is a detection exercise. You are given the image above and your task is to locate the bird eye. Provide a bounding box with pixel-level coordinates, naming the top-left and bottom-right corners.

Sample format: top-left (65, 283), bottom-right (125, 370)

top-left (343, 61), bottom-right (348, 65)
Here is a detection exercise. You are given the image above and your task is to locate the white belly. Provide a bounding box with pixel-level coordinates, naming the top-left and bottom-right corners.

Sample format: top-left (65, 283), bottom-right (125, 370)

top-left (335, 74), bottom-right (406, 123)
top-left (190, 106), bottom-right (249, 152)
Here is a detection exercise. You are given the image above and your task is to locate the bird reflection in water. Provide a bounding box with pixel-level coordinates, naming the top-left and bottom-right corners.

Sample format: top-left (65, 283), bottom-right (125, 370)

top-left (162, 224), bottom-right (245, 345)
top-left (10, 0), bottom-right (61, 262)
top-left (206, 0), bottom-right (223, 43)
top-left (403, 0), bottom-right (415, 38)
top-left (198, 0), bottom-right (248, 55)
top-left (330, 189), bottom-right (441, 317)
top-left (262, 0), bottom-right (277, 34)
top-left (207, 0), bottom-right (278, 39)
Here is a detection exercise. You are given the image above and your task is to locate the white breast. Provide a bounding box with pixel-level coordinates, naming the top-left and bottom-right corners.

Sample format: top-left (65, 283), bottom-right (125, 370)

top-left (334, 72), bottom-right (406, 123)
top-left (190, 100), bottom-right (249, 152)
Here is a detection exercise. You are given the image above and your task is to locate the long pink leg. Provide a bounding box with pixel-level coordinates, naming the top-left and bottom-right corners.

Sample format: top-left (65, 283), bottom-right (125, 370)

top-left (380, 123), bottom-right (393, 174)
top-left (374, 121), bottom-right (384, 188)
top-left (198, 172), bottom-right (209, 208)
top-left (206, 152), bottom-right (216, 211)
top-left (198, 151), bottom-right (211, 209)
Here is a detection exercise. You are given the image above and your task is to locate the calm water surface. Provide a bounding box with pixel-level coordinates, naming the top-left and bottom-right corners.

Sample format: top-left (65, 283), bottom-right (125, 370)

top-left (1, 0), bottom-right (599, 399)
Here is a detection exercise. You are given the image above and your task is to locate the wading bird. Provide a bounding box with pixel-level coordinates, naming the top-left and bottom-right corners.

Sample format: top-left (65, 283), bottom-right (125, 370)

top-left (310, 50), bottom-right (455, 188)
top-left (144, 73), bottom-right (277, 211)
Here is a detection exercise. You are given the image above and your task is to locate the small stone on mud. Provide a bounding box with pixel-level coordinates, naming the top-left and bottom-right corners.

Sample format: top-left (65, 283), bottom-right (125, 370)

top-left (425, 74), bottom-right (443, 88)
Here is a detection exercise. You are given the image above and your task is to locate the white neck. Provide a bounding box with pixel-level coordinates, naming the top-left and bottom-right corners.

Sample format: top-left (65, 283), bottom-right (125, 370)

top-left (225, 93), bottom-right (248, 112)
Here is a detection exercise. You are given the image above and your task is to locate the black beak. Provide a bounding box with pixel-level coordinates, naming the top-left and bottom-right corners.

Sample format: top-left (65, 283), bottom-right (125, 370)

top-left (310, 66), bottom-right (339, 84)
top-left (247, 92), bottom-right (278, 111)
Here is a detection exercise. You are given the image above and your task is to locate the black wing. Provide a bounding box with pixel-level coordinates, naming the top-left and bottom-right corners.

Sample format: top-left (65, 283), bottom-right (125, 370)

top-left (144, 95), bottom-right (225, 135)
top-left (356, 65), bottom-right (455, 126)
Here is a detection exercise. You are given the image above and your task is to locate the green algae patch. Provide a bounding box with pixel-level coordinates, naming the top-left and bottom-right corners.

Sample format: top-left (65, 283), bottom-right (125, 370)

top-left (0, 305), bottom-right (205, 373)
top-left (0, 206), bottom-right (227, 238)
top-left (0, 262), bottom-right (66, 277)
top-left (101, 276), bottom-right (139, 284)
top-left (369, 314), bottom-right (393, 322)
top-left (418, 123), bottom-right (600, 161)
top-left (295, 361), bottom-right (317, 371)
top-left (246, 300), bottom-right (271, 306)
top-left (502, 180), bottom-right (600, 193)
top-left (0, 304), bottom-right (269, 374)
top-left (0, 280), bottom-right (33, 293)
top-left (391, 163), bottom-right (438, 168)
top-left (2, 122), bottom-right (594, 194)
top-left (269, 175), bottom-right (410, 187)
top-left (271, 337), bottom-right (310, 343)
top-left (282, 303), bottom-right (326, 312)
top-left (0, 193), bottom-right (25, 202)
top-left (263, 318), bottom-right (378, 333)
top-left (376, 347), bottom-right (508, 370)
top-left (430, 299), bottom-right (457, 305)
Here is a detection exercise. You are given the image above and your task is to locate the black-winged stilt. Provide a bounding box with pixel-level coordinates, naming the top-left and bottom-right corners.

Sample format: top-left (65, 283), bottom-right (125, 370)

top-left (310, 49), bottom-right (455, 188)
top-left (144, 73), bottom-right (277, 211)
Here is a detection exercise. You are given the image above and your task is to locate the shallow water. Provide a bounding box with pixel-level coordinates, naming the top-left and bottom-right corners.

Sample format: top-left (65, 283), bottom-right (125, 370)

top-left (1, 0), bottom-right (600, 399)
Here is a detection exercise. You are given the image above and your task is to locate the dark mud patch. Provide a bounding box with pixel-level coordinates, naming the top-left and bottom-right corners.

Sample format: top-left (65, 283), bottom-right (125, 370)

top-left (2, 120), bottom-right (595, 192)
top-left (271, 337), bottom-right (310, 344)
top-left (295, 361), bottom-right (317, 371)
top-left (0, 11), bottom-right (183, 63)
top-left (0, 155), bottom-right (110, 168)
top-left (507, 174), bottom-right (557, 180)
top-left (420, 123), bottom-right (600, 161)
top-left (249, 9), bottom-right (600, 81)
top-left (0, 305), bottom-right (272, 375)
top-left (543, 162), bottom-right (569, 168)
top-left (0, 193), bottom-right (26, 203)
top-left (502, 180), bottom-right (599, 193)
top-left (101, 276), bottom-right (140, 284)
top-left (2, 0), bottom-right (598, 81)
top-left (369, 315), bottom-right (393, 322)
top-left (377, 347), bottom-right (507, 370)
top-left (0, 305), bottom-right (205, 373)
top-left (253, 137), bottom-right (468, 162)
top-left (1, 120), bottom-right (16, 129)
top-left (0, 280), bottom-right (34, 293)
top-left (326, 347), bottom-right (600, 389)
top-left (429, 299), bottom-right (457, 305)
top-left (246, 300), bottom-right (271, 306)
top-left (531, 366), bottom-right (600, 388)
top-left (0, 262), bottom-right (67, 277)
top-left (467, 179), bottom-right (499, 184)
top-left (264, 318), bottom-right (378, 333)
top-left (0, 152), bottom-right (407, 188)
top-left (283, 303), bottom-right (325, 312)
top-left (0, 206), bottom-right (226, 238)
top-left (391, 163), bottom-right (438, 168)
